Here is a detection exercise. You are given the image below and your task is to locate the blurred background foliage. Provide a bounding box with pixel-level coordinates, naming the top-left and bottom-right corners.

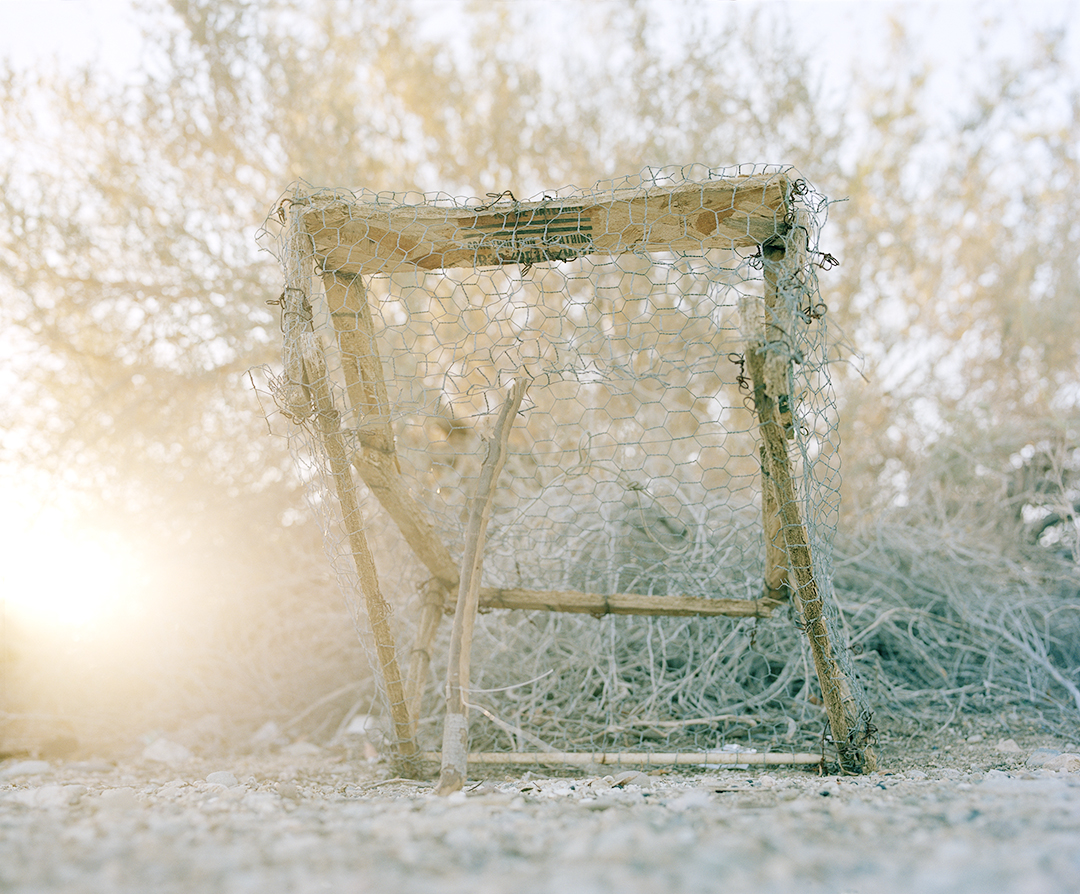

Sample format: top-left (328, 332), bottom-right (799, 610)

top-left (1, 0), bottom-right (1078, 755)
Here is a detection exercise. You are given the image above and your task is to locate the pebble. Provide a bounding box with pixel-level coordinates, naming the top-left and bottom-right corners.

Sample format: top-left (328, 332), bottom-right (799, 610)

top-left (995, 738), bottom-right (1021, 753)
top-left (68, 760), bottom-right (114, 773)
top-left (142, 739), bottom-right (194, 765)
top-left (1026, 748), bottom-right (1061, 767)
top-left (0, 760), bottom-right (51, 778)
top-left (1041, 753), bottom-right (1080, 772)
top-left (668, 789), bottom-right (714, 811)
top-left (276, 781), bottom-right (300, 800)
top-left (611, 770), bottom-right (652, 788)
top-left (95, 787), bottom-right (141, 811)
top-left (8, 784), bottom-right (86, 809)
top-left (206, 771), bottom-right (239, 787)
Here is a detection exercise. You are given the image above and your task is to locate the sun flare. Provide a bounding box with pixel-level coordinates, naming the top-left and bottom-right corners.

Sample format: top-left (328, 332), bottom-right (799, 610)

top-left (1, 521), bottom-right (136, 630)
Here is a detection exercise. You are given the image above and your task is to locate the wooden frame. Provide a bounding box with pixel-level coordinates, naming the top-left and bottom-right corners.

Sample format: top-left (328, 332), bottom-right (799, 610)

top-left (301, 176), bottom-right (789, 275)
top-left (278, 172), bottom-right (875, 781)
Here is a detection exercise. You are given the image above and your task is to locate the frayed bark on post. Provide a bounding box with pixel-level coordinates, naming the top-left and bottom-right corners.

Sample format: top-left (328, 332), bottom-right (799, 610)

top-left (761, 445), bottom-right (791, 602)
top-left (436, 377), bottom-right (529, 795)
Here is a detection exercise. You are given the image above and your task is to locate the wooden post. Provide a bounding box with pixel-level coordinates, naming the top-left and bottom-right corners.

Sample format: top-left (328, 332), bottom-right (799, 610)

top-left (761, 445), bottom-right (790, 601)
top-left (321, 271), bottom-right (461, 590)
top-left (762, 236), bottom-right (795, 439)
top-left (295, 328), bottom-right (420, 774)
top-left (278, 204), bottom-right (316, 422)
top-left (436, 377), bottom-right (529, 795)
top-left (750, 238), bottom-right (876, 774)
top-left (323, 270), bottom-right (458, 740)
top-left (321, 270), bottom-right (394, 453)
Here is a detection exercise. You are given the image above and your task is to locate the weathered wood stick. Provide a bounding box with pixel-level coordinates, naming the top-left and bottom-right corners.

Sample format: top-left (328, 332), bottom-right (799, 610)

top-left (422, 751), bottom-right (823, 767)
top-left (322, 271), bottom-right (460, 590)
top-left (298, 332), bottom-right (419, 773)
top-left (278, 207), bottom-right (316, 421)
top-left (436, 377), bottom-right (529, 795)
top-left (617, 713), bottom-right (760, 729)
top-left (750, 240), bottom-right (876, 774)
top-left (303, 175), bottom-right (792, 275)
top-left (323, 270), bottom-right (455, 738)
top-left (762, 238), bottom-right (795, 438)
top-left (761, 444), bottom-right (790, 600)
top-left (322, 271), bottom-right (394, 453)
top-left (352, 449), bottom-right (461, 587)
top-left (468, 587), bottom-right (783, 618)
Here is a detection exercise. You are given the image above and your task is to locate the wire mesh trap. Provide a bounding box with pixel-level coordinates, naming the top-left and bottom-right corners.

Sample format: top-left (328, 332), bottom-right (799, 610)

top-left (260, 164), bottom-right (876, 782)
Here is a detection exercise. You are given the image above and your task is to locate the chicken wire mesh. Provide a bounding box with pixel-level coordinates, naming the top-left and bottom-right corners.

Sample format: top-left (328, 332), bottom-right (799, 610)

top-left (259, 164), bottom-right (876, 773)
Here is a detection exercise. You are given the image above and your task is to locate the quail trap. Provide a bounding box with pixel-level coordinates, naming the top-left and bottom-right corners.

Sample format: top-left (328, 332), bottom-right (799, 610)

top-left (262, 164), bottom-right (877, 785)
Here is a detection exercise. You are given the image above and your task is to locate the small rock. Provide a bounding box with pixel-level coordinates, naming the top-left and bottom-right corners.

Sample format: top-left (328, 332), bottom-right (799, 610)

top-left (611, 770), bottom-right (652, 789)
top-left (1042, 753), bottom-right (1080, 772)
top-left (0, 759), bottom-right (51, 778)
top-left (276, 781), bottom-right (300, 800)
top-left (96, 787), bottom-right (141, 811)
top-left (36, 784), bottom-right (87, 808)
top-left (65, 783), bottom-right (89, 802)
top-left (69, 760), bottom-right (114, 773)
top-left (905, 769), bottom-right (928, 779)
top-left (157, 780), bottom-right (187, 798)
top-left (206, 770), bottom-right (239, 787)
top-left (966, 734), bottom-right (984, 744)
top-left (142, 739), bottom-right (193, 766)
top-left (995, 738), bottom-right (1021, 753)
top-left (1026, 748), bottom-right (1062, 767)
top-left (281, 741), bottom-right (321, 757)
top-left (669, 789), bottom-right (713, 811)
top-left (9, 784), bottom-right (84, 808)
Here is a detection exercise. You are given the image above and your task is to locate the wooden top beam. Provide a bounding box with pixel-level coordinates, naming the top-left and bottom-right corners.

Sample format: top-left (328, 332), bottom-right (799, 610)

top-left (300, 175), bottom-right (792, 275)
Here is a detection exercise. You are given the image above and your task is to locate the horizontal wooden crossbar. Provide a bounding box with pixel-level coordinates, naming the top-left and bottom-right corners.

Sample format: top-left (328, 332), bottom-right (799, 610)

top-left (468, 586), bottom-right (783, 618)
top-left (419, 751), bottom-right (823, 767)
top-left (302, 175), bottom-right (791, 275)
top-left (460, 587), bottom-right (781, 613)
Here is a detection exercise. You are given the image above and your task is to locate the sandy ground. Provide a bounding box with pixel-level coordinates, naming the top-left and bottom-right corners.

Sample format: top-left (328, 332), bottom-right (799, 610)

top-left (3, 732), bottom-right (1079, 894)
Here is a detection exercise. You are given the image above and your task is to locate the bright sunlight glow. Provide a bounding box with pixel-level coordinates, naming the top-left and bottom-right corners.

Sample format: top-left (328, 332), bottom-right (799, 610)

top-left (0, 493), bottom-right (138, 632)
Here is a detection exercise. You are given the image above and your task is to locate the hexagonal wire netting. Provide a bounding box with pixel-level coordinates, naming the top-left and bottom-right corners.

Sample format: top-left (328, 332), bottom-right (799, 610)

top-left (260, 164), bottom-right (876, 772)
